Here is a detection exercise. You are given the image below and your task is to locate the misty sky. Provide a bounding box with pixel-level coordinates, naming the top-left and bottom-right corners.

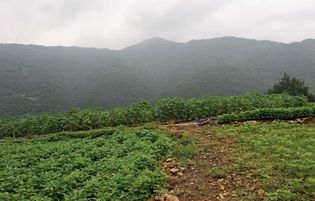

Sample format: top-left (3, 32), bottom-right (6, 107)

top-left (1, 0), bottom-right (315, 49)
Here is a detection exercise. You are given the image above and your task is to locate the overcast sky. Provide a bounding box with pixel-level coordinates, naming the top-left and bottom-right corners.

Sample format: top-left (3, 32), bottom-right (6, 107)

top-left (1, 0), bottom-right (315, 49)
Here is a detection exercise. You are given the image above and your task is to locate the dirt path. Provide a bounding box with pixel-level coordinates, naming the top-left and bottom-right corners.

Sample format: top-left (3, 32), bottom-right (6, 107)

top-left (153, 124), bottom-right (257, 201)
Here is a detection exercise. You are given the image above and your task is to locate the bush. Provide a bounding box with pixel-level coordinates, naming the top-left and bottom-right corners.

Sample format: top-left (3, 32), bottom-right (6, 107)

top-left (156, 93), bottom-right (307, 123)
top-left (156, 97), bottom-right (191, 123)
top-left (218, 106), bottom-right (315, 124)
top-left (0, 94), bottom-right (308, 138)
top-left (126, 102), bottom-right (155, 125)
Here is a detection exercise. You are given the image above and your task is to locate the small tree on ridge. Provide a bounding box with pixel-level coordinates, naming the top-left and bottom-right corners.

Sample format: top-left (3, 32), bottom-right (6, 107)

top-left (268, 73), bottom-right (314, 101)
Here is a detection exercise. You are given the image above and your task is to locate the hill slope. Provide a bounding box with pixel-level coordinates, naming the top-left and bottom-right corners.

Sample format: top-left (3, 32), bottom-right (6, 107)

top-left (1, 37), bottom-right (315, 117)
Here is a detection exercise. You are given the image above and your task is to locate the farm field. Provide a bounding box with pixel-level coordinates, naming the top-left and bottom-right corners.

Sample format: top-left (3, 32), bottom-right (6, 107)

top-left (0, 93), bottom-right (315, 200)
top-left (1, 121), bottom-right (314, 200)
top-left (0, 128), bottom-right (171, 201)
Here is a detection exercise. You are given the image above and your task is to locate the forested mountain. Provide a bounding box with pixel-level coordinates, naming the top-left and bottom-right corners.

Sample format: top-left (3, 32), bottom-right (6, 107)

top-left (1, 37), bottom-right (315, 118)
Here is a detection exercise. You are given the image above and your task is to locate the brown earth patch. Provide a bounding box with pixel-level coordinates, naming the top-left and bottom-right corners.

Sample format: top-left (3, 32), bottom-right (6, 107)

top-left (150, 124), bottom-right (260, 201)
top-left (304, 117), bottom-right (315, 124)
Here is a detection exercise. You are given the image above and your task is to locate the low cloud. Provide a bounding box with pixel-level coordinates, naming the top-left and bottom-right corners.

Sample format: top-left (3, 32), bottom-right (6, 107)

top-left (0, 0), bottom-right (314, 49)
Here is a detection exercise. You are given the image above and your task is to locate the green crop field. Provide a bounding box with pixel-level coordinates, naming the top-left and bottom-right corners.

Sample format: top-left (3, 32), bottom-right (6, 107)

top-left (211, 123), bottom-right (315, 200)
top-left (0, 93), bottom-right (314, 200)
top-left (0, 128), bottom-right (171, 201)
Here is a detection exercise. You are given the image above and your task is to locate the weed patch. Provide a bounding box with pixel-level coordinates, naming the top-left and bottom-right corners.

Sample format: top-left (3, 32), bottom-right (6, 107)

top-left (211, 123), bottom-right (315, 200)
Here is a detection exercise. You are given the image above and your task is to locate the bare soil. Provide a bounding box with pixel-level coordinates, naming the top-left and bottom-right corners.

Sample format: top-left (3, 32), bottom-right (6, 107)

top-left (304, 117), bottom-right (315, 124)
top-left (151, 124), bottom-right (261, 201)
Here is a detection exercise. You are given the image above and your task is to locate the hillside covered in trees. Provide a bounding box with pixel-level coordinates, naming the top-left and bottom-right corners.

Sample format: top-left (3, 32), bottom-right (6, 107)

top-left (1, 37), bottom-right (315, 118)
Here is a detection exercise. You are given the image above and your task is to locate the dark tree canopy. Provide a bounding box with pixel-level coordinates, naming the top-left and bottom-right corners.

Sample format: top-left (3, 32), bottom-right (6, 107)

top-left (269, 73), bottom-right (314, 101)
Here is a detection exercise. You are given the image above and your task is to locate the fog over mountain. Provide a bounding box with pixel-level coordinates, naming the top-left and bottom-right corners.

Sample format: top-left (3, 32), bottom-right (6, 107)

top-left (1, 36), bottom-right (315, 118)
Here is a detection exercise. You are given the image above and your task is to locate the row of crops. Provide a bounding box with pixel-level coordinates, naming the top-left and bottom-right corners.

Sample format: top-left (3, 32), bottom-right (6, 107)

top-left (218, 106), bottom-right (315, 124)
top-left (0, 93), bottom-right (307, 138)
top-left (0, 127), bottom-right (171, 200)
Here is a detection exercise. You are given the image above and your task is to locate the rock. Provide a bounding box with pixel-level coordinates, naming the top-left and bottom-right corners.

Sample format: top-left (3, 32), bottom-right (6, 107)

top-left (288, 120), bottom-right (295, 124)
top-left (257, 189), bottom-right (265, 197)
top-left (170, 168), bottom-right (179, 174)
top-left (177, 172), bottom-right (184, 177)
top-left (168, 162), bottom-right (177, 168)
top-left (164, 161), bottom-right (177, 169)
top-left (154, 195), bottom-right (165, 201)
top-left (296, 118), bottom-right (303, 124)
top-left (166, 195), bottom-right (179, 201)
top-left (302, 117), bottom-right (309, 121)
top-left (218, 193), bottom-right (224, 199)
top-left (200, 155), bottom-right (207, 159)
top-left (166, 158), bottom-right (172, 162)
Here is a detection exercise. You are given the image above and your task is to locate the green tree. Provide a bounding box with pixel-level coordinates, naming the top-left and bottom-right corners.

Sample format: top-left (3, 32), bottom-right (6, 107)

top-left (269, 73), bottom-right (314, 101)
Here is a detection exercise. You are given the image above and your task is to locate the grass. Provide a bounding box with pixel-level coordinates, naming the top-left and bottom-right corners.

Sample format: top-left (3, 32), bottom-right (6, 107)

top-left (207, 167), bottom-right (231, 178)
top-left (171, 132), bottom-right (197, 163)
top-left (172, 145), bottom-right (197, 160)
top-left (211, 122), bottom-right (315, 200)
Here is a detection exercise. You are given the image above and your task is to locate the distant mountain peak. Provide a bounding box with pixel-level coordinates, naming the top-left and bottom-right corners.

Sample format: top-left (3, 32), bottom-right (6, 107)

top-left (300, 38), bottom-right (315, 43)
top-left (145, 37), bottom-right (168, 42)
top-left (289, 38), bottom-right (315, 47)
top-left (122, 37), bottom-right (182, 51)
top-left (137, 37), bottom-right (180, 46)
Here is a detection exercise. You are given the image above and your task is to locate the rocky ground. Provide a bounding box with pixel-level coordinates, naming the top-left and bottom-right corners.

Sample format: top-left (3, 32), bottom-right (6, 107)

top-left (150, 117), bottom-right (315, 201)
top-left (150, 125), bottom-right (256, 201)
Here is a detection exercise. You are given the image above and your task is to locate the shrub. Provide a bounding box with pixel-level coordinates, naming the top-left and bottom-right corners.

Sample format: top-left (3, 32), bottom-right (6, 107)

top-left (0, 93), bottom-right (308, 138)
top-left (126, 102), bottom-right (155, 125)
top-left (156, 93), bottom-right (307, 123)
top-left (156, 97), bottom-right (191, 123)
top-left (218, 106), bottom-right (315, 124)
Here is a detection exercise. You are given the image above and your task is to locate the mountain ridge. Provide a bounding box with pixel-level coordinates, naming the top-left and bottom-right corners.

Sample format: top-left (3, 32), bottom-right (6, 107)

top-left (1, 36), bottom-right (314, 50)
top-left (1, 36), bottom-right (315, 118)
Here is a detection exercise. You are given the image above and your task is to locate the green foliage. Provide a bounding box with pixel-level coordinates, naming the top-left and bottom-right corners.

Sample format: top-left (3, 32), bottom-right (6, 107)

top-left (126, 102), bottom-right (155, 125)
top-left (269, 73), bottom-right (315, 102)
top-left (207, 167), bottom-right (230, 179)
top-left (172, 132), bottom-right (197, 160)
top-left (179, 132), bottom-right (197, 146)
top-left (211, 123), bottom-right (315, 200)
top-left (172, 145), bottom-right (196, 160)
top-left (0, 128), bottom-right (171, 200)
top-left (156, 97), bottom-right (191, 122)
top-left (156, 93), bottom-right (307, 123)
top-left (0, 94), bottom-right (308, 138)
top-left (218, 106), bottom-right (315, 124)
